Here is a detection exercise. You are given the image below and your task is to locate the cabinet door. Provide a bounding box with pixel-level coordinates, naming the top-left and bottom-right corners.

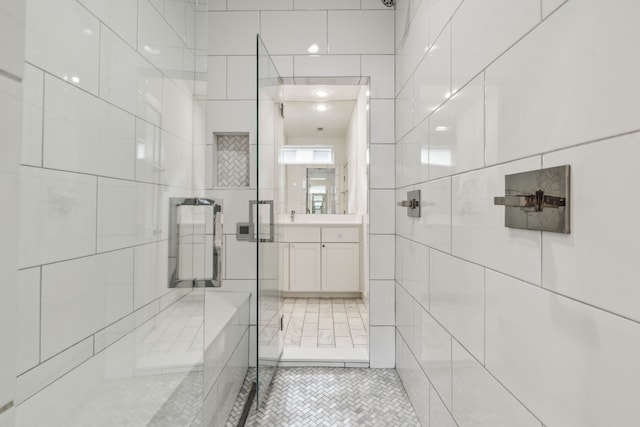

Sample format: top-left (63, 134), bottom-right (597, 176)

top-left (322, 243), bottom-right (359, 292)
top-left (289, 243), bottom-right (321, 292)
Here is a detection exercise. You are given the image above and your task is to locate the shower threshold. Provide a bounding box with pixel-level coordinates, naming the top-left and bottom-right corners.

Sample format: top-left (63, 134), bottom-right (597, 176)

top-left (279, 347), bottom-right (369, 368)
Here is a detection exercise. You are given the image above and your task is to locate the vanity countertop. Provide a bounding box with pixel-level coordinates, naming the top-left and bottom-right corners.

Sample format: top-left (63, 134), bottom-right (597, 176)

top-left (278, 214), bottom-right (362, 226)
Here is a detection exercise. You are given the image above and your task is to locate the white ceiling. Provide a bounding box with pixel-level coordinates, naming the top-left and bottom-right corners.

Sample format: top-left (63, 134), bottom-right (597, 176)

top-left (282, 85), bottom-right (362, 138)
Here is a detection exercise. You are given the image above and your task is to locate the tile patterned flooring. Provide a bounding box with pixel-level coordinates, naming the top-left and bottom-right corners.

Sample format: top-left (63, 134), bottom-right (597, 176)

top-left (283, 298), bottom-right (369, 349)
top-left (226, 367), bottom-right (421, 426)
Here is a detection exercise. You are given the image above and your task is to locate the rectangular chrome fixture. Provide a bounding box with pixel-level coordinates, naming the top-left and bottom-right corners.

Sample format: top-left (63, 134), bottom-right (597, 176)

top-left (494, 165), bottom-right (570, 233)
top-left (398, 189), bottom-right (421, 218)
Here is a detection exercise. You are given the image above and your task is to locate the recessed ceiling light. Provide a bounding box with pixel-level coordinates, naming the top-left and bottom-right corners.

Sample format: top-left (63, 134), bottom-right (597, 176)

top-left (435, 126), bottom-right (449, 132)
top-left (71, 76), bottom-right (80, 84)
top-left (307, 44), bottom-right (319, 54)
top-left (315, 104), bottom-right (328, 112)
top-left (314, 89), bottom-right (329, 97)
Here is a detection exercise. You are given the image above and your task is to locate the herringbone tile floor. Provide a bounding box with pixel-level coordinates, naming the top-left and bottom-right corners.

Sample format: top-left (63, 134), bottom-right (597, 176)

top-left (226, 367), bottom-right (421, 426)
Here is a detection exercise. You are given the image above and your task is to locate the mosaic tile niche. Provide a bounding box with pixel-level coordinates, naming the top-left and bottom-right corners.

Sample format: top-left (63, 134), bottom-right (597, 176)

top-left (216, 134), bottom-right (250, 187)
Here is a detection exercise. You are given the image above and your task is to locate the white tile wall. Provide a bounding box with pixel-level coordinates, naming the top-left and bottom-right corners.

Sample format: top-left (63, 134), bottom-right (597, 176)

top-left (328, 11), bottom-right (394, 55)
top-left (0, 0), bottom-right (25, 79)
top-left (412, 24), bottom-right (451, 126)
top-left (134, 241), bottom-right (169, 310)
top-left (396, 119), bottom-right (428, 187)
top-left (542, 0), bottom-right (567, 18)
top-left (428, 73), bottom-right (484, 180)
top-left (78, 0), bottom-right (137, 48)
top-left (43, 75), bottom-right (136, 180)
top-left (17, 0), bottom-right (203, 421)
top-left (427, 0), bottom-right (462, 44)
top-left (40, 249), bottom-right (134, 359)
top-left (414, 305), bottom-right (452, 410)
top-left (369, 326), bottom-right (394, 368)
top-left (96, 178), bottom-right (137, 252)
top-left (19, 167), bottom-right (97, 268)
top-left (450, 0), bottom-right (540, 93)
top-left (208, 11), bottom-right (259, 55)
top-left (542, 134), bottom-right (640, 322)
top-left (25, 0), bottom-right (100, 95)
top-left (369, 189), bottom-right (395, 234)
top-left (262, 11), bottom-right (327, 55)
top-left (294, 55), bottom-right (361, 77)
top-left (429, 251), bottom-right (484, 362)
top-left (396, 0), bottom-right (640, 426)
top-left (16, 337), bottom-right (94, 404)
top-left (369, 281), bottom-right (395, 326)
top-left (395, 236), bottom-right (429, 310)
top-left (17, 268), bottom-right (40, 375)
top-left (395, 283), bottom-right (414, 349)
top-left (227, 56), bottom-right (256, 100)
top-left (395, 0), bottom-right (428, 90)
top-left (20, 64), bottom-right (43, 167)
top-left (451, 156), bottom-right (542, 285)
top-left (138, 0), bottom-right (185, 75)
top-left (486, 270), bottom-right (640, 427)
top-left (369, 144), bottom-right (395, 189)
top-left (361, 55), bottom-right (394, 99)
top-left (294, 0), bottom-right (360, 10)
top-left (370, 99), bottom-right (395, 144)
top-left (414, 177), bottom-right (451, 253)
top-left (396, 331), bottom-right (430, 426)
top-left (228, 0), bottom-right (293, 10)
top-left (452, 340), bottom-right (541, 427)
top-left (99, 25), bottom-right (164, 126)
top-left (430, 384), bottom-right (457, 427)
top-left (369, 234), bottom-right (394, 280)
top-left (485, 0), bottom-right (640, 165)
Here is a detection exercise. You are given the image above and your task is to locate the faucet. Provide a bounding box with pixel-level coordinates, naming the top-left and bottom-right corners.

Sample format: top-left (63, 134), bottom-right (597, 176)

top-left (290, 210), bottom-right (295, 222)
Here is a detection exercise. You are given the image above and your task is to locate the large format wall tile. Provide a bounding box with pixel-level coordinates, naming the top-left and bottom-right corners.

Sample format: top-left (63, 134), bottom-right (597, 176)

top-left (452, 340), bottom-right (541, 427)
top-left (41, 249), bottom-right (134, 360)
top-left (485, 0), bottom-right (640, 165)
top-left (451, 156), bottom-right (542, 285)
top-left (78, 0), bottom-right (137, 47)
top-left (138, 0), bottom-right (185, 75)
top-left (43, 75), bottom-right (136, 180)
top-left (208, 12), bottom-right (260, 55)
top-left (20, 64), bottom-right (43, 167)
top-left (0, 0), bottom-right (25, 79)
top-left (328, 11), bottom-right (394, 54)
top-left (451, 0), bottom-right (540, 93)
top-left (395, 237), bottom-right (429, 310)
top-left (100, 26), bottom-right (164, 126)
top-left (485, 270), bottom-right (640, 427)
top-left (16, 268), bottom-right (40, 375)
top-left (25, 0), bottom-right (100, 95)
top-left (19, 167), bottom-right (97, 268)
top-left (428, 73), bottom-right (484, 180)
top-left (97, 178), bottom-right (137, 252)
top-left (414, 304), bottom-right (452, 410)
top-left (414, 177), bottom-right (451, 253)
top-left (542, 134), bottom-right (640, 322)
top-left (412, 23), bottom-right (451, 126)
top-left (262, 11), bottom-right (327, 55)
top-left (429, 251), bottom-right (484, 362)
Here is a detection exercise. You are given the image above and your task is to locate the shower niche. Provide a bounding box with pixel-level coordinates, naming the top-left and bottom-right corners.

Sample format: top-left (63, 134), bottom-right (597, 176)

top-left (168, 198), bottom-right (223, 288)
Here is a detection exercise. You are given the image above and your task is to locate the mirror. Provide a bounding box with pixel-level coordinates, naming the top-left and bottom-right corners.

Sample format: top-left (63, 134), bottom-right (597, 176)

top-left (281, 80), bottom-right (369, 216)
top-left (307, 168), bottom-right (336, 214)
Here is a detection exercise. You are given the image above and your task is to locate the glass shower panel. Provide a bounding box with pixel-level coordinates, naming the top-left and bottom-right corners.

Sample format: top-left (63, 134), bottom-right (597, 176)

top-left (256, 34), bottom-right (285, 404)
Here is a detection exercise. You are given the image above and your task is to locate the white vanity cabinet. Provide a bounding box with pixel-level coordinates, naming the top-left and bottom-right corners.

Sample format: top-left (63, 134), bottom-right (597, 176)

top-left (289, 242), bottom-right (321, 292)
top-left (285, 225), bottom-right (360, 294)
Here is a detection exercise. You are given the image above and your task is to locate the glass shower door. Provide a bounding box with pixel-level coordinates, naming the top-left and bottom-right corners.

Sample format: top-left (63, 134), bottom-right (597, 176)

top-left (256, 35), bottom-right (285, 404)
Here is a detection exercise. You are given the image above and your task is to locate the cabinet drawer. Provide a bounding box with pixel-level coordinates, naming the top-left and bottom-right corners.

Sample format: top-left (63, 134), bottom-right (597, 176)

top-left (283, 226), bottom-right (321, 242)
top-left (321, 227), bottom-right (359, 243)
